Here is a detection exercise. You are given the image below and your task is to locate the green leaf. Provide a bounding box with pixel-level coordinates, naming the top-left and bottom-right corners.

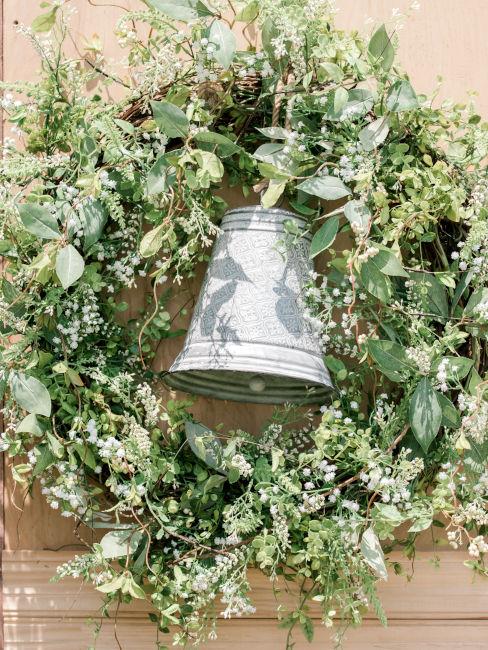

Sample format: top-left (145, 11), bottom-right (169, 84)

top-left (185, 421), bottom-right (225, 471)
top-left (256, 126), bottom-right (290, 140)
top-left (409, 378), bottom-right (442, 453)
top-left (386, 79), bottom-right (418, 112)
top-left (32, 444), bottom-right (56, 477)
top-left (333, 87), bottom-right (348, 113)
top-left (368, 24), bottom-right (394, 71)
top-left (10, 373), bottom-right (51, 417)
top-left (17, 203), bottom-right (60, 240)
top-left (326, 88), bottom-right (374, 121)
top-left (208, 20), bottom-right (236, 69)
top-left (100, 529), bottom-right (143, 559)
top-left (465, 287), bottom-right (488, 316)
top-left (139, 223), bottom-right (166, 258)
top-left (344, 199), bottom-right (370, 233)
top-left (297, 176), bottom-right (351, 201)
top-left (193, 149), bottom-right (224, 182)
top-left (261, 180), bottom-right (287, 209)
top-left (360, 527), bottom-right (388, 580)
top-left (16, 414), bottom-right (43, 436)
top-left (32, 8), bottom-right (58, 32)
top-left (96, 573), bottom-right (125, 594)
top-left (56, 245), bottom-right (85, 290)
top-left (203, 474), bottom-right (227, 494)
top-left (368, 339), bottom-right (412, 382)
top-left (437, 393), bottom-right (461, 429)
top-left (194, 131), bottom-right (240, 156)
top-left (147, 155), bottom-right (176, 196)
top-left (236, 0), bottom-right (259, 22)
top-left (47, 432), bottom-right (64, 459)
top-left (359, 117), bottom-right (390, 152)
top-left (80, 200), bottom-right (108, 250)
top-left (300, 616), bottom-right (314, 642)
top-left (410, 272), bottom-right (449, 318)
top-left (144, 0), bottom-right (213, 21)
top-left (432, 356), bottom-right (473, 381)
top-left (150, 100), bottom-right (189, 139)
top-left (309, 215), bottom-right (339, 258)
top-left (360, 256), bottom-right (392, 302)
top-left (373, 247), bottom-right (409, 277)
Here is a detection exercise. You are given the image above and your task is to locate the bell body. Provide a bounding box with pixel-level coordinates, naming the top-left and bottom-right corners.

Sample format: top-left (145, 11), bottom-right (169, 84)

top-left (165, 206), bottom-right (333, 404)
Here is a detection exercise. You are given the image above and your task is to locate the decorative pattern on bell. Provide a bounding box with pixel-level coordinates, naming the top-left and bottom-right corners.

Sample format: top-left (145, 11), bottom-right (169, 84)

top-left (165, 206), bottom-right (333, 404)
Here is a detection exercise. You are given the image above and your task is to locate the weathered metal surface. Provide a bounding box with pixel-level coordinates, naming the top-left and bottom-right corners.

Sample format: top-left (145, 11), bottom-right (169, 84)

top-left (166, 206), bottom-right (332, 404)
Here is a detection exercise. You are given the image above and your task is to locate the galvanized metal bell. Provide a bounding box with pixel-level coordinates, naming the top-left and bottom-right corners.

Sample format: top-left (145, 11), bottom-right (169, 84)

top-left (165, 206), bottom-right (333, 404)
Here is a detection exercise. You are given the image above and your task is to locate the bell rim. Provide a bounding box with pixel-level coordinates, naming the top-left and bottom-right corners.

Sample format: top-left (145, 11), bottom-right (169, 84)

top-left (164, 367), bottom-right (333, 405)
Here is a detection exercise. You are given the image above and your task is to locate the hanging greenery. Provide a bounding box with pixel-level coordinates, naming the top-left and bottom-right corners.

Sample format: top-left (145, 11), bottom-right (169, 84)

top-left (0, 0), bottom-right (487, 647)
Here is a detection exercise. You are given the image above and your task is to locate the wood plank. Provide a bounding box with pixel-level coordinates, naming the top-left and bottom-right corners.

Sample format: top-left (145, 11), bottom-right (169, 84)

top-left (4, 551), bottom-right (488, 621)
top-left (4, 618), bottom-right (488, 650)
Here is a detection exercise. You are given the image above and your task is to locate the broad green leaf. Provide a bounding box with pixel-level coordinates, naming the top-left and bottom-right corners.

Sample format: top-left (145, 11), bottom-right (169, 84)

top-left (386, 79), bottom-right (418, 112)
top-left (185, 421), bottom-right (225, 471)
top-left (437, 393), bottom-right (461, 429)
top-left (256, 126), bottom-right (290, 140)
top-left (10, 373), bottom-right (51, 417)
top-left (17, 204), bottom-right (60, 240)
top-left (80, 199), bottom-right (108, 250)
top-left (368, 339), bottom-right (412, 382)
top-left (326, 88), bottom-right (374, 121)
top-left (193, 149), bottom-right (224, 181)
top-left (56, 245), bottom-right (85, 290)
top-left (344, 200), bottom-right (371, 233)
top-left (208, 20), bottom-right (236, 69)
top-left (96, 573), bottom-right (125, 594)
top-left (359, 117), bottom-right (390, 152)
top-left (373, 247), bottom-right (408, 277)
top-left (32, 8), bottom-right (57, 32)
top-left (100, 529), bottom-right (143, 559)
top-left (465, 287), bottom-right (488, 316)
top-left (261, 179), bottom-right (287, 208)
top-left (361, 527), bottom-right (388, 580)
top-left (203, 474), bottom-right (227, 494)
top-left (150, 100), bottom-right (189, 139)
top-left (297, 176), bottom-right (351, 201)
top-left (368, 24), bottom-right (394, 71)
top-left (410, 272), bottom-right (449, 319)
top-left (140, 223), bottom-right (166, 258)
top-left (47, 431), bottom-right (64, 459)
top-left (408, 515), bottom-right (433, 533)
top-left (360, 256), bottom-right (392, 302)
top-left (310, 215), bottom-right (339, 258)
top-left (432, 356), bottom-right (473, 381)
top-left (409, 377), bottom-right (442, 452)
top-left (32, 444), bottom-right (56, 477)
top-left (317, 62), bottom-right (344, 83)
top-left (144, 0), bottom-right (213, 21)
top-left (236, 0), bottom-right (259, 22)
top-left (16, 414), bottom-right (43, 436)
top-left (333, 87), bottom-right (348, 113)
top-left (146, 155), bottom-right (176, 196)
top-left (194, 131), bottom-right (240, 156)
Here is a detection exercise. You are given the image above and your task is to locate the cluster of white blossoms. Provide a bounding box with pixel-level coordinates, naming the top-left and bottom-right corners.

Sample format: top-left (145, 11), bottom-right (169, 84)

top-left (406, 346), bottom-right (431, 374)
top-left (134, 382), bottom-right (161, 428)
top-left (299, 491), bottom-right (326, 513)
top-left (54, 286), bottom-right (105, 352)
top-left (435, 358), bottom-right (449, 392)
top-left (457, 394), bottom-right (488, 444)
top-left (468, 535), bottom-right (488, 558)
top-left (334, 143), bottom-right (370, 182)
top-left (359, 452), bottom-right (423, 507)
top-left (123, 415), bottom-right (152, 463)
top-left (39, 463), bottom-right (87, 517)
top-left (230, 453), bottom-right (253, 478)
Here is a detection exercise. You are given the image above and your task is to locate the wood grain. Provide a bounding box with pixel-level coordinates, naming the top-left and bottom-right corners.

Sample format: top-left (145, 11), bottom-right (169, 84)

top-left (3, 551), bottom-right (488, 649)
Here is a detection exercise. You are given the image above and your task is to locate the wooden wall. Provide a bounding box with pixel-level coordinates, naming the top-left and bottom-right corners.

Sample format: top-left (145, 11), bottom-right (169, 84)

top-left (2, 1), bottom-right (488, 648)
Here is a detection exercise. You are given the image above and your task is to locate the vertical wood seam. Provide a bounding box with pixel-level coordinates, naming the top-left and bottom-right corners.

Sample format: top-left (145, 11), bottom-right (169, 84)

top-left (0, 0), bottom-right (5, 646)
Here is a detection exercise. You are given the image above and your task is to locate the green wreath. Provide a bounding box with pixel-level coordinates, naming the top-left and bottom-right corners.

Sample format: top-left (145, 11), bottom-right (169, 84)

top-left (1, 1), bottom-right (487, 647)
